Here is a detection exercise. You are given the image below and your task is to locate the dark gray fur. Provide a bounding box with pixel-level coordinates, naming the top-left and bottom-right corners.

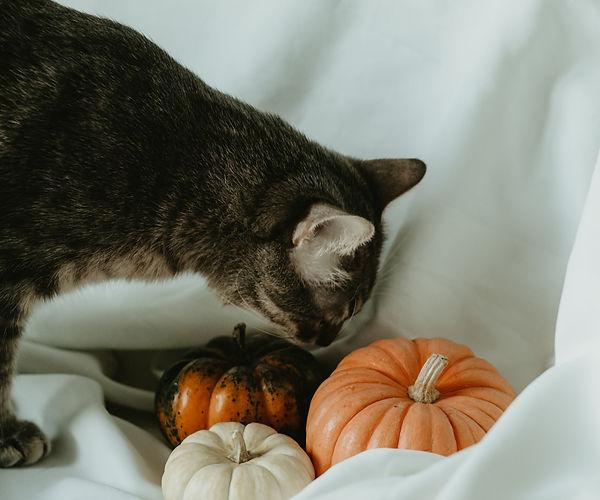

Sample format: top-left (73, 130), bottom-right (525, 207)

top-left (0, 0), bottom-right (425, 466)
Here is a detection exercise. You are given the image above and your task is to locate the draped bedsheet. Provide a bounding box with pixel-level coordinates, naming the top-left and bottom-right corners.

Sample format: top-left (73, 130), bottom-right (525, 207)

top-left (4, 1), bottom-right (600, 498)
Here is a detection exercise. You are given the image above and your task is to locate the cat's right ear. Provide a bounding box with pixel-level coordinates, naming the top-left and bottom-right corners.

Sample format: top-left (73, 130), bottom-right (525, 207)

top-left (361, 158), bottom-right (426, 212)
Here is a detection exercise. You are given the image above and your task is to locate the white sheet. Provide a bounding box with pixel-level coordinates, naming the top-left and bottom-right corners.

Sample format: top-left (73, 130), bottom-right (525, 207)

top-left (4, 1), bottom-right (600, 499)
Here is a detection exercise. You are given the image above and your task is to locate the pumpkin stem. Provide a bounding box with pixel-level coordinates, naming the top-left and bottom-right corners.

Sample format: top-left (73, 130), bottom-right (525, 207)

top-left (407, 353), bottom-right (449, 404)
top-left (233, 323), bottom-right (246, 353)
top-left (227, 429), bottom-right (253, 464)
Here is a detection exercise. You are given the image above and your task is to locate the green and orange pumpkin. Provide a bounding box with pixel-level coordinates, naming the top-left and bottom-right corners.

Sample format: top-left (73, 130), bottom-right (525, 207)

top-left (155, 323), bottom-right (325, 447)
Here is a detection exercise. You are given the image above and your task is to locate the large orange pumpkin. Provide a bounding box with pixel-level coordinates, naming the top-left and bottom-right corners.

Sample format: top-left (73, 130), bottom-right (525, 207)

top-left (155, 323), bottom-right (324, 447)
top-left (306, 337), bottom-right (516, 475)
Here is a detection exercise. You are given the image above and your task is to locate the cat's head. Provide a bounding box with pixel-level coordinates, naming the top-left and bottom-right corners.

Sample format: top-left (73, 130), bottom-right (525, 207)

top-left (216, 156), bottom-right (425, 346)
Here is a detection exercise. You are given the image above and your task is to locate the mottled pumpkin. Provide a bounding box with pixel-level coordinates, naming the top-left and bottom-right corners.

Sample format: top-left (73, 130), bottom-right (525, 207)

top-left (156, 323), bottom-right (325, 447)
top-left (306, 337), bottom-right (517, 475)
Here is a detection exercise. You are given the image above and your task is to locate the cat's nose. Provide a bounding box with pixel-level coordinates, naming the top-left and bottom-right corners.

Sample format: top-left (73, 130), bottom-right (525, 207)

top-left (295, 320), bottom-right (343, 346)
top-left (314, 322), bottom-right (343, 347)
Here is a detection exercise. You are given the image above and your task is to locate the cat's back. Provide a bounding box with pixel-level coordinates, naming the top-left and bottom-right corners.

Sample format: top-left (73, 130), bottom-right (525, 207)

top-left (0, 0), bottom-right (206, 200)
top-left (0, 0), bottom-right (189, 108)
top-left (0, 0), bottom-right (212, 144)
top-left (0, 0), bottom-right (173, 66)
top-left (0, 0), bottom-right (208, 233)
top-left (1, 0), bottom-right (136, 82)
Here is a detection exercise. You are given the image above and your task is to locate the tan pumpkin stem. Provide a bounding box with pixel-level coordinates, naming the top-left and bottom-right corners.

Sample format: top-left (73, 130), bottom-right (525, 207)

top-left (227, 430), bottom-right (253, 464)
top-left (407, 353), bottom-right (449, 404)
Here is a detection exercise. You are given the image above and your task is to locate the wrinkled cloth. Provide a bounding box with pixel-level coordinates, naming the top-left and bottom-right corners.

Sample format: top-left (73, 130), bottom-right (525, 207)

top-left (3, 0), bottom-right (600, 499)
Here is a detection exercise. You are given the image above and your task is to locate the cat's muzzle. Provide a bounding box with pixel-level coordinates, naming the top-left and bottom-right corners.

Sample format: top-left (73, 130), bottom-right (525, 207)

top-left (296, 321), bottom-right (343, 347)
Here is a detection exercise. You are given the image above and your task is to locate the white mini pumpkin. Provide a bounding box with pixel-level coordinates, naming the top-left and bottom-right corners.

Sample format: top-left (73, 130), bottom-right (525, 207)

top-left (162, 421), bottom-right (315, 500)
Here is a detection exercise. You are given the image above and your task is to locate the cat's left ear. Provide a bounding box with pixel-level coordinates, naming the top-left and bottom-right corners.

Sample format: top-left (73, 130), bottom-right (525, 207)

top-left (291, 204), bottom-right (374, 285)
top-left (292, 203), bottom-right (374, 255)
top-left (361, 158), bottom-right (426, 212)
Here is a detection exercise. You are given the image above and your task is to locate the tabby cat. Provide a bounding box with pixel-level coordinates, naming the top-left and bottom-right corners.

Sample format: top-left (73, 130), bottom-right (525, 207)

top-left (0, 0), bottom-right (425, 467)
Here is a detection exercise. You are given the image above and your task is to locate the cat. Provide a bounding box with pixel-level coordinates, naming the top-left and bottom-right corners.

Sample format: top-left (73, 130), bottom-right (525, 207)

top-left (0, 0), bottom-right (425, 467)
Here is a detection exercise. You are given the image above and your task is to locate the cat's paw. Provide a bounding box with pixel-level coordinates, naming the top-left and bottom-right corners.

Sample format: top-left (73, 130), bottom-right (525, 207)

top-left (0, 419), bottom-right (51, 467)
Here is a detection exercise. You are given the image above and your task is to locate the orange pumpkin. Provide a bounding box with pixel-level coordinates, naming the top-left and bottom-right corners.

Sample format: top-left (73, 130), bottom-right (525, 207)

top-left (306, 337), bottom-right (516, 475)
top-left (155, 323), bottom-right (325, 447)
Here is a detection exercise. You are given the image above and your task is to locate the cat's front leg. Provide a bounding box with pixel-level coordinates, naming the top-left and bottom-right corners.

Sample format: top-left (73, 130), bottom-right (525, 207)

top-left (0, 323), bottom-right (51, 467)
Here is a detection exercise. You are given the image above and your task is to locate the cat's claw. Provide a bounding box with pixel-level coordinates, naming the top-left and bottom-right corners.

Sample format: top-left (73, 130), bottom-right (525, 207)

top-left (0, 419), bottom-right (51, 467)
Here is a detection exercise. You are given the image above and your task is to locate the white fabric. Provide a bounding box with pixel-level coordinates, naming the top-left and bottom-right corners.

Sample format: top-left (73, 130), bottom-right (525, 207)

top-left (4, 0), bottom-right (600, 498)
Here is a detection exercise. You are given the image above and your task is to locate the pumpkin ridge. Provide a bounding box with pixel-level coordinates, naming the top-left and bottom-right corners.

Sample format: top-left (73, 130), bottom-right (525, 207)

top-left (369, 399), bottom-right (411, 449)
top-left (332, 396), bottom-right (405, 458)
top-left (165, 444), bottom-right (226, 472)
top-left (193, 444), bottom-right (229, 457)
top-left (306, 387), bottom-right (402, 472)
top-left (340, 343), bottom-right (415, 386)
top-left (252, 362), bottom-right (302, 441)
top-left (440, 389), bottom-right (500, 406)
top-left (222, 465), bottom-right (233, 500)
top-left (208, 366), bottom-right (263, 427)
top-left (377, 398), bottom-right (411, 426)
top-left (456, 410), bottom-right (487, 434)
top-left (440, 387), bottom-right (513, 412)
top-left (358, 363), bottom-right (414, 388)
top-left (437, 396), bottom-right (502, 424)
top-left (438, 358), bottom-right (514, 393)
top-left (351, 398), bottom-right (405, 436)
top-left (321, 382), bottom-right (405, 408)
top-left (396, 403), bottom-right (429, 452)
top-left (437, 405), bottom-right (485, 449)
top-left (429, 404), bottom-right (458, 455)
top-left (224, 468), bottom-right (231, 500)
top-left (439, 368), bottom-right (506, 390)
top-left (330, 399), bottom-right (409, 467)
top-left (257, 452), bottom-right (314, 486)
top-left (330, 367), bottom-right (406, 389)
top-left (308, 370), bottom-right (402, 409)
top-left (351, 368), bottom-right (408, 388)
top-left (186, 464), bottom-right (233, 500)
top-left (159, 359), bottom-right (232, 446)
top-left (375, 339), bottom-right (422, 383)
top-left (245, 461), bottom-right (284, 497)
top-left (437, 406), bottom-right (460, 453)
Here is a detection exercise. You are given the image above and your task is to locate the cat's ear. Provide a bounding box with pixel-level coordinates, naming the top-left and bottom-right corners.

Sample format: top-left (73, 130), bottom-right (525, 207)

top-left (292, 203), bottom-right (374, 255)
top-left (291, 203), bottom-right (374, 285)
top-left (361, 158), bottom-right (426, 212)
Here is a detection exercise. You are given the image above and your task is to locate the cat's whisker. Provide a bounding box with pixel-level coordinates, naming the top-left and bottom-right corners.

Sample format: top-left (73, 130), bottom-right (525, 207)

top-left (374, 271), bottom-right (396, 284)
top-left (338, 288), bottom-right (362, 336)
top-left (351, 302), bottom-right (359, 319)
top-left (371, 282), bottom-right (394, 295)
top-left (228, 301), bottom-right (295, 340)
top-left (233, 272), bottom-right (296, 340)
top-left (229, 295), bottom-right (261, 323)
top-left (375, 261), bottom-right (407, 283)
top-left (369, 289), bottom-right (400, 300)
top-left (349, 288), bottom-right (361, 319)
top-left (372, 272), bottom-right (404, 289)
top-left (234, 270), bottom-right (258, 315)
